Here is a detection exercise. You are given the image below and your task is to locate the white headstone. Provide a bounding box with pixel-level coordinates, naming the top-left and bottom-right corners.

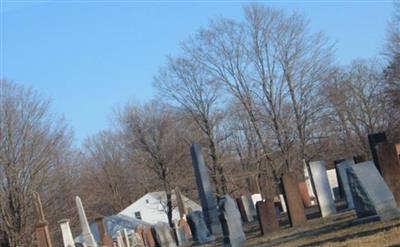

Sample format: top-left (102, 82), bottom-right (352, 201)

top-left (241, 195), bottom-right (256, 222)
top-left (122, 229), bottom-right (131, 247)
top-left (309, 161), bottom-right (336, 217)
top-left (75, 196), bottom-right (98, 247)
top-left (336, 160), bottom-right (355, 209)
top-left (279, 194), bottom-right (287, 213)
top-left (327, 169), bottom-right (339, 200)
top-left (251, 194), bottom-right (262, 207)
top-left (116, 231), bottom-right (125, 247)
top-left (347, 161), bottom-right (400, 220)
top-left (59, 219), bottom-right (76, 247)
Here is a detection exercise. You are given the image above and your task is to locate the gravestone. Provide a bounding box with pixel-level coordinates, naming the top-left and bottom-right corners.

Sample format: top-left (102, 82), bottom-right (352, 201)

top-left (132, 232), bottom-right (145, 247)
top-left (175, 187), bottom-right (186, 219)
top-left (256, 201), bottom-right (279, 235)
top-left (298, 181), bottom-right (312, 207)
top-left (190, 143), bottom-right (222, 235)
top-left (186, 211), bottom-right (215, 244)
top-left (58, 219), bottom-right (76, 247)
top-left (303, 162), bottom-right (317, 205)
top-left (347, 161), bottom-right (400, 220)
top-left (122, 229), bottom-right (131, 247)
top-left (177, 218), bottom-right (192, 241)
top-left (174, 225), bottom-right (188, 247)
top-left (94, 217), bottom-right (105, 245)
top-left (377, 142), bottom-right (400, 205)
top-left (251, 194), bottom-right (262, 207)
top-left (368, 132), bottom-right (387, 174)
top-left (142, 227), bottom-right (156, 247)
top-left (281, 173), bottom-right (307, 226)
top-left (334, 159), bottom-right (346, 199)
top-left (327, 169), bottom-right (340, 200)
top-left (116, 231), bottom-right (125, 247)
top-left (309, 161), bottom-right (336, 217)
top-left (154, 222), bottom-right (176, 247)
top-left (336, 160), bottom-right (355, 209)
top-left (218, 195), bottom-right (246, 247)
top-left (236, 197), bottom-right (248, 222)
top-left (75, 196), bottom-right (97, 247)
top-left (34, 192), bottom-right (53, 247)
top-left (241, 195), bottom-right (256, 222)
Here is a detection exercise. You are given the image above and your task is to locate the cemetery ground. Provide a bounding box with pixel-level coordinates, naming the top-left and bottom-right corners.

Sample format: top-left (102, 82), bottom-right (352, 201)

top-left (208, 201), bottom-right (400, 247)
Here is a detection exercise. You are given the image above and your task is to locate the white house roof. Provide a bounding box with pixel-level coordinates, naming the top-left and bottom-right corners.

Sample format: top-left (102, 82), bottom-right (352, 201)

top-left (118, 190), bottom-right (202, 225)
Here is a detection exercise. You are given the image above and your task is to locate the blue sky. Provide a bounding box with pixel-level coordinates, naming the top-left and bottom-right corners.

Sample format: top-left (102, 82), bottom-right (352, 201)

top-left (1, 1), bottom-right (393, 145)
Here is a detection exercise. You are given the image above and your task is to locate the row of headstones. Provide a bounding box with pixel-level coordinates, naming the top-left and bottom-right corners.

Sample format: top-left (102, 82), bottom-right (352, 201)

top-left (189, 136), bottom-right (400, 246)
top-left (58, 196), bottom-right (196, 247)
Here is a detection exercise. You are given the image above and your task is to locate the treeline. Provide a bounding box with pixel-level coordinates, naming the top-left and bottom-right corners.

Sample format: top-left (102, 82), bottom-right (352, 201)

top-left (1, 3), bottom-right (399, 247)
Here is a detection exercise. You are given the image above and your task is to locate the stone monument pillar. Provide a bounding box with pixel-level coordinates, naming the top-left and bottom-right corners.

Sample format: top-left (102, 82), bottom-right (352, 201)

top-left (309, 161), bottom-right (336, 217)
top-left (75, 196), bottom-right (98, 247)
top-left (255, 201), bottom-right (279, 235)
top-left (59, 219), bottom-right (76, 247)
top-left (34, 192), bottom-right (53, 247)
top-left (190, 143), bottom-right (222, 235)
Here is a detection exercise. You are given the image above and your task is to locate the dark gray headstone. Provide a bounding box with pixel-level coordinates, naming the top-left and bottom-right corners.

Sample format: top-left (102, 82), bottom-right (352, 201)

top-left (368, 132), bottom-right (387, 174)
top-left (190, 143), bottom-right (222, 235)
top-left (219, 195), bottom-right (246, 247)
top-left (186, 211), bottom-right (215, 244)
top-left (336, 160), bottom-right (355, 209)
top-left (347, 161), bottom-right (400, 220)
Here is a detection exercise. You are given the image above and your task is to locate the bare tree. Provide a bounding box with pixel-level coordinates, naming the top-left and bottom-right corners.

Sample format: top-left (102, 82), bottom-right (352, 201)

top-left (154, 56), bottom-right (228, 195)
top-left (118, 101), bottom-right (188, 227)
top-left (0, 80), bottom-right (71, 247)
top-left (323, 60), bottom-right (390, 158)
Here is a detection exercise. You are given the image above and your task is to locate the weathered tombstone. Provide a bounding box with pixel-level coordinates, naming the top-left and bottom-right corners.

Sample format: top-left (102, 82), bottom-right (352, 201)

top-left (396, 144), bottom-right (400, 155)
top-left (154, 222), bottom-right (176, 247)
top-left (241, 195), bottom-right (256, 222)
top-left (251, 194), bottom-right (262, 207)
top-left (303, 162), bottom-right (317, 206)
top-left (34, 192), bottom-right (53, 247)
top-left (175, 187), bottom-right (186, 219)
top-left (174, 224), bottom-right (188, 247)
top-left (186, 211), bottom-right (215, 244)
top-left (377, 142), bottom-right (400, 205)
top-left (256, 201), bottom-right (279, 235)
top-left (327, 169), bottom-right (340, 200)
top-left (347, 161), bottom-right (400, 220)
top-left (298, 181), bottom-right (312, 207)
top-left (334, 159), bottom-right (346, 199)
top-left (309, 161), bottom-right (336, 217)
top-left (122, 229), bottom-right (131, 247)
top-left (94, 217), bottom-right (109, 247)
top-left (281, 173), bottom-right (307, 226)
top-left (131, 232), bottom-right (145, 247)
top-left (142, 227), bottom-right (156, 247)
top-left (368, 132), bottom-right (387, 174)
top-left (236, 197), bottom-right (248, 222)
top-left (177, 218), bottom-right (192, 241)
top-left (58, 219), bottom-right (76, 247)
top-left (218, 195), bottom-right (246, 247)
top-left (190, 143), bottom-right (222, 235)
top-left (116, 231), bottom-right (125, 247)
top-left (336, 160), bottom-right (355, 209)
